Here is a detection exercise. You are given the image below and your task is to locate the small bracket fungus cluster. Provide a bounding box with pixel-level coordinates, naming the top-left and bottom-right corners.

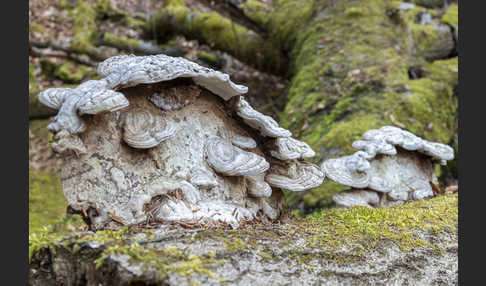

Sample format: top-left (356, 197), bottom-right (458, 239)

top-left (321, 126), bottom-right (455, 208)
top-left (38, 54), bottom-right (323, 230)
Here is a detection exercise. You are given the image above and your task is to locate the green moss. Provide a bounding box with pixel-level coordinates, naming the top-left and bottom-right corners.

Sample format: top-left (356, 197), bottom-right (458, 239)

top-left (125, 16), bottom-right (147, 29)
top-left (29, 170), bottom-right (67, 234)
top-left (96, 0), bottom-right (113, 14)
top-left (40, 59), bottom-right (93, 83)
top-left (32, 226), bottom-right (225, 282)
top-left (257, 251), bottom-right (274, 262)
top-left (71, 1), bottom-right (98, 55)
top-left (401, 8), bottom-right (442, 58)
top-left (40, 59), bottom-right (58, 77)
top-left (266, 0), bottom-right (316, 50)
top-left (94, 240), bottom-right (225, 282)
top-left (196, 51), bottom-right (220, 67)
top-left (441, 4), bottom-right (458, 40)
top-left (102, 32), bottom-right (141, 50)
top-left (344, 7), bottom-right (367, 17)
top-left (220, 236), bottom-right (247, 252)
top-left (303, 194), bottom-right (457, 253)
top-left (411, 23), bottom-right (439, 57)
top-left (163, 0), bottom-right (186, 6)
top-left (57, 61), bottom-right (94, 83)
top-left (239, 0), bottom-right (271, 27)
top-left (29, 227), bottom-right (63, 262)
top-left (29, 22), bottom-right (45, 34)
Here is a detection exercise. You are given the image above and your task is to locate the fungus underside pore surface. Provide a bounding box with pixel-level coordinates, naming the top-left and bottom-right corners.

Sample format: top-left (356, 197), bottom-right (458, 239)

top-left (29, 194), bottom-right (457, 282)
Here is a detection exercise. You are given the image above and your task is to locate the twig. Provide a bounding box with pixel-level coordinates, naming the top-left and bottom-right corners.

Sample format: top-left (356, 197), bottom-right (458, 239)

top-left (29, 46), bottom-right (97, 67)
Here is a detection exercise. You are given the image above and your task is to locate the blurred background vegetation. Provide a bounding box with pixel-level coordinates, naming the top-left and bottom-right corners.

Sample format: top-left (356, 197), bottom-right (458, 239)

top-left (29, 0), bottom-right (458, 234)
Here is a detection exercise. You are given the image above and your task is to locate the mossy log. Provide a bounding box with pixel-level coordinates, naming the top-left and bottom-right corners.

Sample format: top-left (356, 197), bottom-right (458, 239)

top-left (271, 0), bottom-right (458, 210)
top-left (29, 194), bottom-right (457, 286)
top-left (145, 1), bottom-right (288, 74)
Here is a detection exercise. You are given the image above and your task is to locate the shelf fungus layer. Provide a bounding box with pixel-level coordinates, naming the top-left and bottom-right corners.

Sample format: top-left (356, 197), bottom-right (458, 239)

top-left (37, 54), bottom-right (321, 230)
top-left (324, 126), bottom-right (455, 208)
top-left (122, 108), bottom-right (177, 149)
top-left (98, 54), bottom-right (248, 100)
top-left (234, 96), bottom-right (292, 138)
top-left (266, 160), bottom-right (325, 192)
top-left (267, 137), bottom-right (316, 160)
top-left (332, 189), bottom-right (380, 208)
top-left (321, 154), bottom-right (370, 189)
top-left (205, 137), bottom-right (269, 176)
top-left (37, 80), bottom-right (129, 153)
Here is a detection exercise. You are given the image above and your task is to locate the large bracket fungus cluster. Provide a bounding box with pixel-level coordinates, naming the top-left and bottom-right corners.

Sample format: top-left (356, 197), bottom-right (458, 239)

top-left (321, 126), bottom-right (454, 208)
top-left (38, 54), bottom-right (323, 230)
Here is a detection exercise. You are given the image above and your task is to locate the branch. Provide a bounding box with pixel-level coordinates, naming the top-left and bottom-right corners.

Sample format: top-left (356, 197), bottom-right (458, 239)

top-left (29, 40), bottom-right (104, 64)
top-left (147, 5), bottom-right (288, 75)
top-left (99, 32), bottom-right (187, 57)
top-left (196, 0), bottom-right (268, 38)
top-left (29, 44), bottom-right (98, 67)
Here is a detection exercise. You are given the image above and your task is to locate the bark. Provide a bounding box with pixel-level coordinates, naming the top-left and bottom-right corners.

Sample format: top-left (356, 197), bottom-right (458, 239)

top-left (30, 43), bottom-right (98, 67)
top-left (196, 0), bottom-right (268, 38)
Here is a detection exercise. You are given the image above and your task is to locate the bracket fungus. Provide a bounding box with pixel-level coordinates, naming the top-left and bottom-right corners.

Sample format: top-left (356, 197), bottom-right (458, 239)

top-left (266, 160), bottom-right (325, 192)
top-left (122, 108), bottom-right (177, 149)
top-left (234, 96), bottom-right (292, 138)
top-left (38, 54), bottom-right (321, 230)
top-left (267, 137), bottom-right (316, 160)
top-left (37, 80), bottom-right (129, 153)
top-left (321, 126), bottom-right (455, 208)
